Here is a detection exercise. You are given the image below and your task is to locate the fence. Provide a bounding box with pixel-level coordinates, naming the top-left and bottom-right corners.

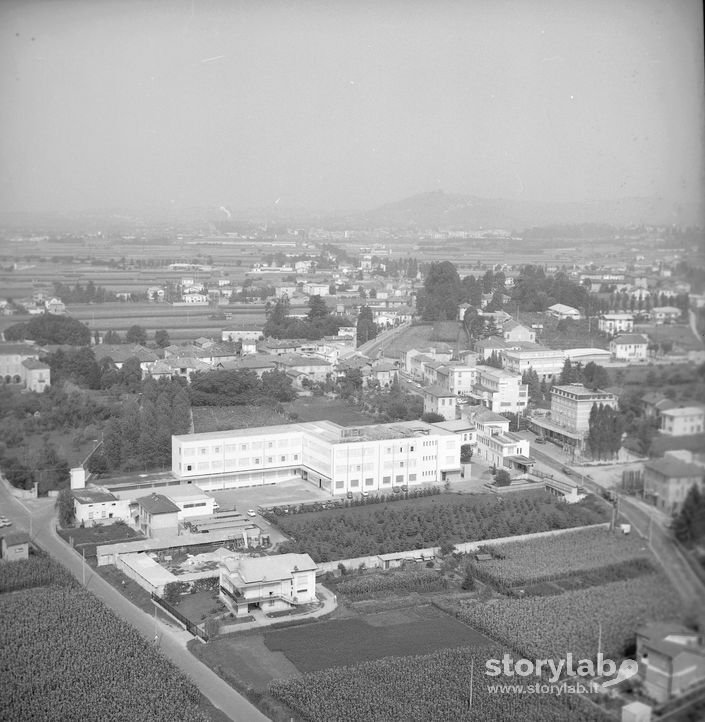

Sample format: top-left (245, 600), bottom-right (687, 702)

top-left (151, 592), bottom-right (209, 642)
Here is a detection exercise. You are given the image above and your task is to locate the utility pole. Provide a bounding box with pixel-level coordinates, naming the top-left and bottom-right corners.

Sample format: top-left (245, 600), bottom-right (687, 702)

top-left (82, 548), bottom-right (86, 586)
top-left (597, 621), bottom-right (602, 659)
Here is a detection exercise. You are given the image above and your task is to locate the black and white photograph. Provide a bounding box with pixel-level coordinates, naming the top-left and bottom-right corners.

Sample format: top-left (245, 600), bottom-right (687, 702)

top-left (0, 1), bottom-right (704, 720)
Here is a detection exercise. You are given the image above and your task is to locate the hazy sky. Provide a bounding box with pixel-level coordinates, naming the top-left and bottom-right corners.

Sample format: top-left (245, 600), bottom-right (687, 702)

top-left (1, 0), bottom-right (703, 215)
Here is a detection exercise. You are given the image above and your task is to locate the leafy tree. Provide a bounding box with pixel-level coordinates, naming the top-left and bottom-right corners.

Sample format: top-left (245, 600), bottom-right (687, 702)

top-left (260, 369), bottom-right (297, 402)
top-left (356, 306), bottom-right (378, 347)
top-left (495, 469), bottom-right (511, 486)
top-left (421, 412), bottom-right (445, 423)
top-left (154, 329), bottom-right (170, 348)
top-left (672, 486), bottom-right (705, 545)
top-left (587, 403), bottom-right (624, 460)
top-left (560, 359), bottom-right (576, 384)
top-left (56, 488), bottom-right (75, 527)
top-left (417, 261), bottom-right (462, 322)
top-left (582, 362), bottom-right (610, 390)
top-left (118, 357), bottom-right (143, 392)
top-left (4, 314), bottom-right (91, 345)
top-left (460, 444), bottom-right (474, 463)
top-left (103, 330), bottom-right (123, 344)
top-left (125, 325), bottom-right (147, 345)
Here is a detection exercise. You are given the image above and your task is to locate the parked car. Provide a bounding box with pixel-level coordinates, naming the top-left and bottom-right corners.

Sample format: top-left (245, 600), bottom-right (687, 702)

top-left (401, 485), bottom-right (408, 492)
top-left (392, 487), bottom-right (401, 494)
top-left (361, 490), bottom-right (369, 497)
top-left (562, 467), bottom-right (573, 476)
top-left (246, 509), bottom-right (256, 517)
top-left (346, 491), bottom-right (353, 499)
top-left (535, 436), bottom-right (546, 444)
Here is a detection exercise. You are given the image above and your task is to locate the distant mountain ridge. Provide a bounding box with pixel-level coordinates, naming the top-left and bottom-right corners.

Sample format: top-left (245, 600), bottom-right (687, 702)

top-left (335, 190), bottom-right (697, 230)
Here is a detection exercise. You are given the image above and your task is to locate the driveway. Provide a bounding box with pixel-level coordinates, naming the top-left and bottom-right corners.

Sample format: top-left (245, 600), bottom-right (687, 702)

top-left (0, 479), bottom-right (268, 722)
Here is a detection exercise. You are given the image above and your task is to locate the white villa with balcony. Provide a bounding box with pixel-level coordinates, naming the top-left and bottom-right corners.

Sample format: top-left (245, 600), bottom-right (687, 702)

top-left (219, 553), bottom-right (317, 617)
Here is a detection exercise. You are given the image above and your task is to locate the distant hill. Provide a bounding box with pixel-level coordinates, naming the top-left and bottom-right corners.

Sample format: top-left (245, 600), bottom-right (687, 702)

top-left (332, 190), bottom-right (698, 230)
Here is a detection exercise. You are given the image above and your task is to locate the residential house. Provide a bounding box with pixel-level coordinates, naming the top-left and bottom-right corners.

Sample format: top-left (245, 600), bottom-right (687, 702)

top-left (474, 336), bottom-right (518, 361)
top-left (182, 293), bottom-right (208, 304)
top-left (0, 342), bottom-right (50, 391)
top-left (135, 493), bottom-right (181, 537)
top-left (651, 306), bottom-right (682, 324)
top-left (643, 453), bottom-right (705, 515)
top-left (149, 357), bottom-right (210, 383)
top-left (93, 344), bottom-right (158, 375)
top-left (609, 334), bottom-right (649, 362)
top-left (547, 303), bottom-right (581, 320)
top-left (147, 286), bottom-right (166, 302)
top-left (468, 367), bottom-right (528, 414)
top-left (435, 362), bottom-right (477, 396)
top-left (469, 408), bottom-right (533, 473)
top-left (641, 392), bottom-right (678, 420)
top-left (219, 553), bottom-right (317, 617)
top-left (273, 354), bottom-right (332, 384)
top-left (217, 356), bottom-right (277, 377)
top-left (45, 297), bottom-right (66, 315)
top-left (369, 360), bottom-right (396, 387)
top-left (221, 324), bottom-right (263, 343)
top-left (259, 338), bottom-right (309, 356)
top-left (73, 488), bottom-right (131, 526)
top-left (501, 320), bottom-right (536, 343)
top-left (172, 419), bottom-right (462, 494)
top-left (636, 622), bottom-right (705, 702)
top-left (401, 346), bottom-right (453, 378)
top-left (598, 313), bottom-right (634, 335)
top-left (1, 531), bottom-right (30, 561)
top-left (423, 385), bottom-right (459, 421)
top-left (302, 282), bottom-right (330, 296)
top-left (660, 407), bottom-right (705, 436)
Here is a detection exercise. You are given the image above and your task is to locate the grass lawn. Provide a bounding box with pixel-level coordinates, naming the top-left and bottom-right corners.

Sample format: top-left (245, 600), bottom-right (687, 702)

top-left (172, 589), bottom-right (228, 624)
top-left (192, 405), bottom-right (287, 432)
top-left (650, 432), bottom-right (705, 457)
top-left (381, 324), bottom-right (436, 359)
top-left (636, 323), bottom-right (703, 351)
top-left (57, 524), bottom-right (145, 559)
top-left (264, 605), bottom-right (493, 673)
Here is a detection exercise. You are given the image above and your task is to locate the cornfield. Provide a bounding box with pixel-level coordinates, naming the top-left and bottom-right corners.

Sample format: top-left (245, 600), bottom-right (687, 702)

top-left (466, 527), bottom-right (654, 591)
top-left (270, 646), bottom-right (611, 722)
top-left (446, 573), bottom-right (683, 662)
top-left (0, 553), bottom-right (77, 593)
top-left (336, 570), bottom-right (449, 599)
top-left (0, 586), bottom-right (209, 721)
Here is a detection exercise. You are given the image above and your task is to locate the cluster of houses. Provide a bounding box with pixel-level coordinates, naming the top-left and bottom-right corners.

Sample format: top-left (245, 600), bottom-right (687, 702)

top-left (0, 293), bottom-right (66, 316)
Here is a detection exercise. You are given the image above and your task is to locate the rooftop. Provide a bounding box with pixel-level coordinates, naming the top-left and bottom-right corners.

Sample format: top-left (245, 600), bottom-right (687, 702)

top-left (645, 457), bottom-right (704, 479)
top-left (1, 531), bottom-right (30, 546)
top-left (21, 358), bottom-right (50, 370)
top-left (660, 406), bottom-right (705, 418)
top-left (223, 552), bottom-right (317, 583)
top-left (551, 384), bottom-right (615, 400)
top-left (72, 488), bottom-right (119, 505)
top-left (136, 493), bottom-right (181, 515)
top-left (612, 334), bottom-right (649, 344)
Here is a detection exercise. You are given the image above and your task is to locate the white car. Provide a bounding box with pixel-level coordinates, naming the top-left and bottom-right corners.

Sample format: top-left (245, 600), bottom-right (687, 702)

top-left (247, 509), bottom-right (257, 517)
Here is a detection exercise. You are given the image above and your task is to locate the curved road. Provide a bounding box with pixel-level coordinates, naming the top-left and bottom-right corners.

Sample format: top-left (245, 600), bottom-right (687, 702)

top-left (0, 481), bottom-right (269, 722)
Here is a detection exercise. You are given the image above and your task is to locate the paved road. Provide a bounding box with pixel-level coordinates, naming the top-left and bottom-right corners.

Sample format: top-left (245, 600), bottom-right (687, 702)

top-left (357, 322), bottom-right (410, 358)
top-left (618, 495), bottom-right (705, 610)
top-left (0, 481), bottom-right (269, 722)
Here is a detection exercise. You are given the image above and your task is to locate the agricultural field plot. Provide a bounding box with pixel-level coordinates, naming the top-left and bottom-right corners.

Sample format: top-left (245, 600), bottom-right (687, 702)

top-left (379, 324), bottom-right (436, 359)
top-left (269, 646), bottom-right (610, 722)
top-left (0, 561), bottom-right (210, 722)
top-left (444, 573), bottom-right (683, 662)
top-left (332, 569), bottom-right (450, 600)
top-left (192, 405), bottom-right (287, 433)
top-left (275, 490), bottom-right (609, 562)
top-left (264, 607), bottom-right (493, 673)
top-left (466, 526), bottom-right (651, 590)
top-left (282, 397), bottom-right (376, 426)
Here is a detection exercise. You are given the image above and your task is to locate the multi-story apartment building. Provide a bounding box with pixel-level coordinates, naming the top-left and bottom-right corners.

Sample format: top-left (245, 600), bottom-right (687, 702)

top-left (435, 363), bottom-right (477, 396)
top-left (423, 385), bottom-right (459, 421)
top-left (598, 313), bottom-right (634, 335)
top-left (503, 346), bottom-right (566, 382)
top-left (548, 384), bottom-right (618, 434)
top-left (660, 407), bottom-right (705, 436)
top-left (172, 420), bottom-right (461, 495)
top-left (469, 367), bottom-right (528, 414)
